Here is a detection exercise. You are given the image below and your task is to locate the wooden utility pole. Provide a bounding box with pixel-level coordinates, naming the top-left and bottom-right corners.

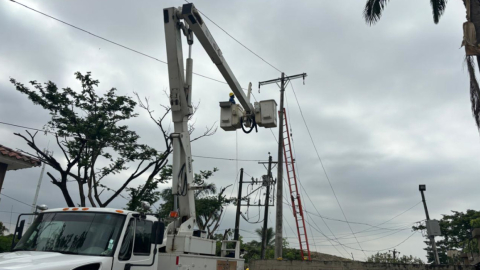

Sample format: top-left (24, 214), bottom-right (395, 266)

top-left (261, 155), bottom-right (273, 259)
top-left (259, 72), bottom-right (307, 259)
top-left (234, 168), bottom-right (244, 241)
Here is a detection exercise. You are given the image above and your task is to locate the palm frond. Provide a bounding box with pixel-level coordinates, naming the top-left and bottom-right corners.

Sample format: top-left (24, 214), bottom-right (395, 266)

top-left (430, 0), bottom-right (447, 24)
top-left (466, 56), bottom-right (480, 131)
top-left (364, 0), bottom-right (390, 25)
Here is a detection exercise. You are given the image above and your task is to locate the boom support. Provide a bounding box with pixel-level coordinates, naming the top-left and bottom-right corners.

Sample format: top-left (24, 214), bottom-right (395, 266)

top-left (163, 4), bottom-right (277, 251)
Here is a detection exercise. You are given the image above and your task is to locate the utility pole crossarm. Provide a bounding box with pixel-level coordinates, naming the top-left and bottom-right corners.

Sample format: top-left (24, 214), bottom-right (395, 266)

top-left (259, 73), bottom-right (307, 89)
top-left (180, 4), bottom-right (254, 114)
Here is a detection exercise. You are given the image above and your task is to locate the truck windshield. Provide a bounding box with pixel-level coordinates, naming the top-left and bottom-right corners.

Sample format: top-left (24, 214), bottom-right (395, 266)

top-left (13, 212), bottom-right (125, 256)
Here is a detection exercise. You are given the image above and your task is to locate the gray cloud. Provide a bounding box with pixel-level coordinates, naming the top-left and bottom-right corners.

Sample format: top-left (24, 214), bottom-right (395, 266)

top-left (0, 0), bottom-right (479, 261)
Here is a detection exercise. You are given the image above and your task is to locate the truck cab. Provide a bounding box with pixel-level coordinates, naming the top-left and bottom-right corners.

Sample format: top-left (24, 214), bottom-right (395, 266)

top-left (1, 207), bottom-right (243, 270)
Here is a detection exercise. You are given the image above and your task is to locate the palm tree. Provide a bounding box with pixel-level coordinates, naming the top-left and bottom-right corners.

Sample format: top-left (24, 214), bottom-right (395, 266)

top-left (363, 0), bottom-right (480, 131)
top-left (255, 227), bottom-right (275, 247)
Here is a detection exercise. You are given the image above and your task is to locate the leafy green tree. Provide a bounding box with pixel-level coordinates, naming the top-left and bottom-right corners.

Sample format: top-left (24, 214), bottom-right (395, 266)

top-left (412, 209), bottom-right (480, 264)
top-left (281, 238), bottom-right (302, 261)
top-left (363, 0), bottom-right (480, 132)
top-left (366, 252), bottom-right (423, 264)
top-left (240, 228), bottom-right (300, 262)
top-left (11, 72), bottom-right (169, 207)
top-left (125, 165), bottom-right (172, 212)
top-left (242, 238), bottom-right (261, 262)
top-left (0, 235), bottom-right (13, 253)
top-left (126, 166), bottom-right (232, 238)
top-left (11, 72), bottom-right (215, 207)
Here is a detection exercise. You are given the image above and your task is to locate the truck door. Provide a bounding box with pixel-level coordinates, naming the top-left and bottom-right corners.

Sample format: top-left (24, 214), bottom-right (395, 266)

top-left (112, 217), bottom-right (155, 270)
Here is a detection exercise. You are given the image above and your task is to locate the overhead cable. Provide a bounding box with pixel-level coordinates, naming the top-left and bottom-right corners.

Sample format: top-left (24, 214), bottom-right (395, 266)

top-left (8, 0), bottom-right (230, 86)
top-left (192, 155), bottom-right (266, 162)
top-left (183, 0), bottom-right (283, 73)
top-left (0, 193), bottom-right (32, 207)
top-left (306, 219), bottom-right (419, 253)
top-left (289, 82), bottom-right (367, 258)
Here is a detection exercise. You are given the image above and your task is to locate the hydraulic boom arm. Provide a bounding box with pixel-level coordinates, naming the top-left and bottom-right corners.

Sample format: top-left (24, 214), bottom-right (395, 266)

top-left (180, 4), bottom-right (254, 114)
top-left (163, 3), bottom-right (276, 243)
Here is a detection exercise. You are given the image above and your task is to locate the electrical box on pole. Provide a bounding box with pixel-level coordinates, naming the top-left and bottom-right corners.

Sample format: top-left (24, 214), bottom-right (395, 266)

top-left (426, 220), bottom-right (441, 236)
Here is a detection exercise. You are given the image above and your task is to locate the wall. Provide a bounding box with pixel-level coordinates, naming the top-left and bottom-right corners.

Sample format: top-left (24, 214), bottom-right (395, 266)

top-left (249, 260), bottom-right (474, 270)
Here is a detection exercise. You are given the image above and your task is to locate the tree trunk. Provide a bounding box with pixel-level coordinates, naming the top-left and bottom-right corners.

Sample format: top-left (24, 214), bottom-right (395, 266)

top-left (87, 177), bottom-right (96, 207)
top-left (77, 180), bottom-right (86, 207)
top-left (48, 172), bottom-right (75, 207)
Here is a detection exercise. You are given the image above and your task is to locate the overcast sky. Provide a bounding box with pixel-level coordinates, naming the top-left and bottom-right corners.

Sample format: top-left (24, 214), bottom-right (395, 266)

top-left (0, 0), bottom-right (479, 262)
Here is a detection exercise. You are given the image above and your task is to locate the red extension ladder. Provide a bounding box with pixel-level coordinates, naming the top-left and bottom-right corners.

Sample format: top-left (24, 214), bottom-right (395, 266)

top-left (281, 108), bottom-right (311, 260)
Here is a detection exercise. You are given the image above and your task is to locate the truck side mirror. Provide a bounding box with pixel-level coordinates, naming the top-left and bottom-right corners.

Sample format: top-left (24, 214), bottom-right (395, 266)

top-left (152, 221), bottom-right (165, 244)
top-left (16, 220), bottom-right (25, 240)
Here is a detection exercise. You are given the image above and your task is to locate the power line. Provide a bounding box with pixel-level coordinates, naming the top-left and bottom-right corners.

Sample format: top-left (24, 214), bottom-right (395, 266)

top-left (192, 155), bottom-right (266, 162)
top-left (0, 210), bottom-right (24, 214)
top-left (243, 171), bottom-right (254, 179)
top-left (183, 0), bottom-right (283, 74)
top-left (0, 121), bottom-right (270, 164)
top-left (304, 208), bottom-right (419, 231)
top-left (284, 184), bottom-right (418, 253)
top-left (290, 220), bottom-right (418, 241)
top-left (0, 121), bottom-right (57, 136)
top-left (289, 82), bottom-right (367, 258)
top-left (9, 0), bottom-right (166, 63)
top-left (7, 0), bottom-right (232, 87)
top-left (302, 225), bottom-right (415, 243)
top-left (0, 193), bottom-right (31, 208)
top-left (268, 109), bottom-right (349, 257)
top-left (347, 202), bottom-right (422, 237)
top-left (305, 217), bottom-right (419, 252)
top-left (279, 95), bottom-right (349, 257)
top-left (309, 223), bottom-right (413, 246)
top-left (281, 99), bottom-right (350, 257)
top-left (271, 110), bottom-right (421, 235)
top-left (282, 187), bottom-right (348, 258)
top-left (0, 121), bottom-right (95, 143)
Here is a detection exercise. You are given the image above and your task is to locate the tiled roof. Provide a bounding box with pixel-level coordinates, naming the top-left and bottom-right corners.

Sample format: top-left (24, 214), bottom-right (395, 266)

top-left (0, 144), bottom-right (41, 167)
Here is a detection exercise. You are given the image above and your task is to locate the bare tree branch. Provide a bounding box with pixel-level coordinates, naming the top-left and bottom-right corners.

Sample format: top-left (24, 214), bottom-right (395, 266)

top-left (190, 122), bottom-right (218, 143)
